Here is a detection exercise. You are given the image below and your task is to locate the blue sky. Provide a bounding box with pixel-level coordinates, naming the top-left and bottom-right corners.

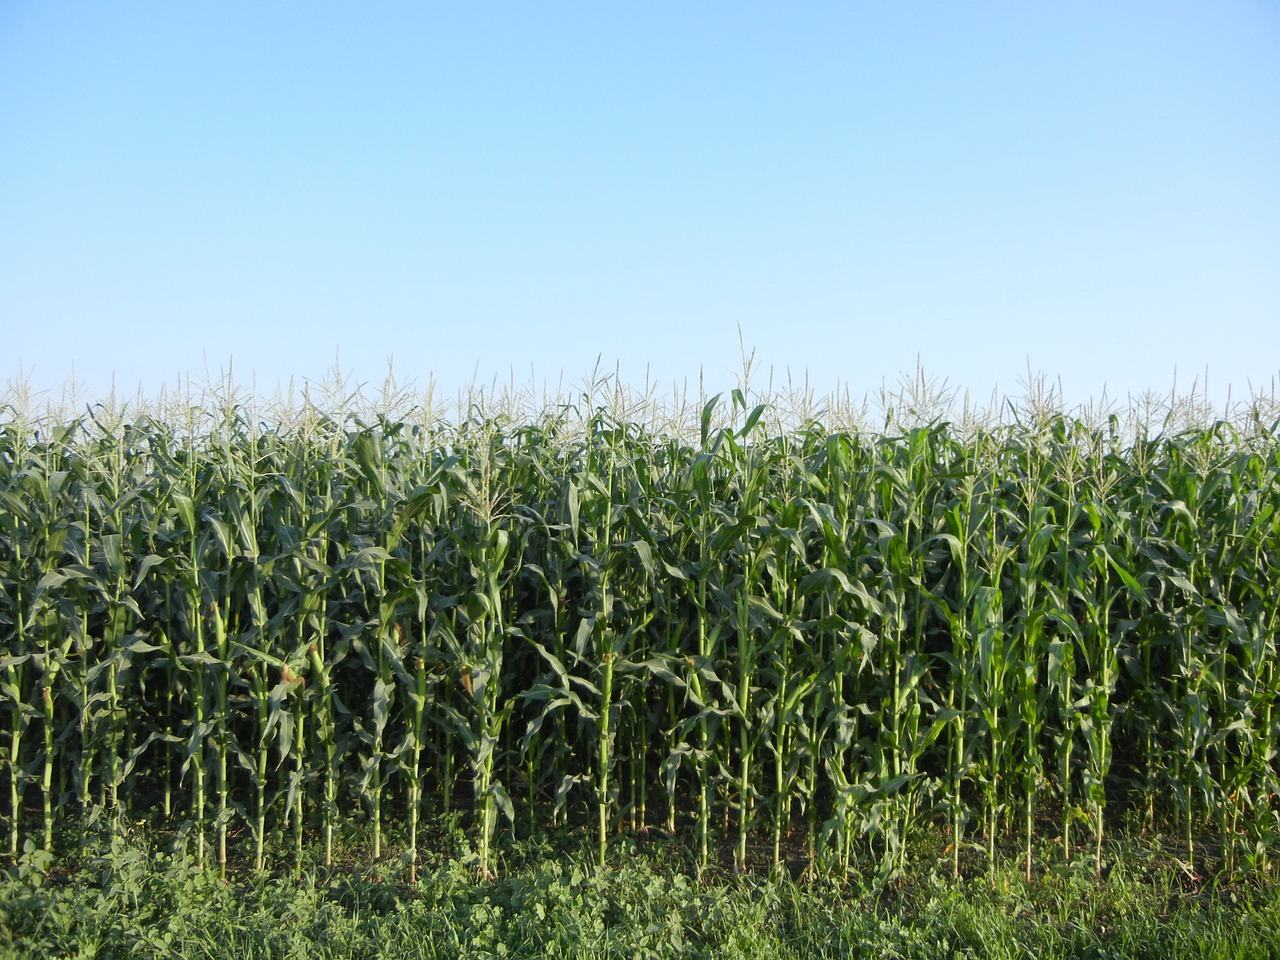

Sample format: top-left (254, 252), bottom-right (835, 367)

top-left (2, 1), bottom-right (1277, 412)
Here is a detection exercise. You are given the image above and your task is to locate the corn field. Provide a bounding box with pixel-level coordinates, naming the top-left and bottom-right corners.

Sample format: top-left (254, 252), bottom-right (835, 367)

top-left (3, 379), bottom-right (1280, 882)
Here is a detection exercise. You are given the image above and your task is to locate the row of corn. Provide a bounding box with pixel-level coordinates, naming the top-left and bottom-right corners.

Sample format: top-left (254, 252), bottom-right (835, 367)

top-left (2, 394), bottom-right (1279, 880)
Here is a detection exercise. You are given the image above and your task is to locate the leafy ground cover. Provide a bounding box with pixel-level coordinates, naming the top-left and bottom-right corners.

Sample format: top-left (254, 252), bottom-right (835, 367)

top-left (2, 824), bottom-right (1278, 960)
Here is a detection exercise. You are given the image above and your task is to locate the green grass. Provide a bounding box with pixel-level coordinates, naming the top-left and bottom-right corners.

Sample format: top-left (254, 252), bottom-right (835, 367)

top-left (3, 825), bottom-right (1279, 960)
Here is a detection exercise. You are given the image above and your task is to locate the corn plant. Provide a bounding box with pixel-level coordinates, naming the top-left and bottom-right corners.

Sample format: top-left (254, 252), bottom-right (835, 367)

top-left (2, 384), bottom-right (1278, 884)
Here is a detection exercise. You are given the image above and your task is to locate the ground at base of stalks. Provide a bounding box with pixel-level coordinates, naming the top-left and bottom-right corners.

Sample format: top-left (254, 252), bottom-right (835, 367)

top-left (3, 827), bottom-right (1280, 960)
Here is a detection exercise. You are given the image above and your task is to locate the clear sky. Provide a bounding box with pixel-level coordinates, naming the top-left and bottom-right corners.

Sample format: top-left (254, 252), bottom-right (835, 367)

top-left (2, 1), bottom-right (1278, 414)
